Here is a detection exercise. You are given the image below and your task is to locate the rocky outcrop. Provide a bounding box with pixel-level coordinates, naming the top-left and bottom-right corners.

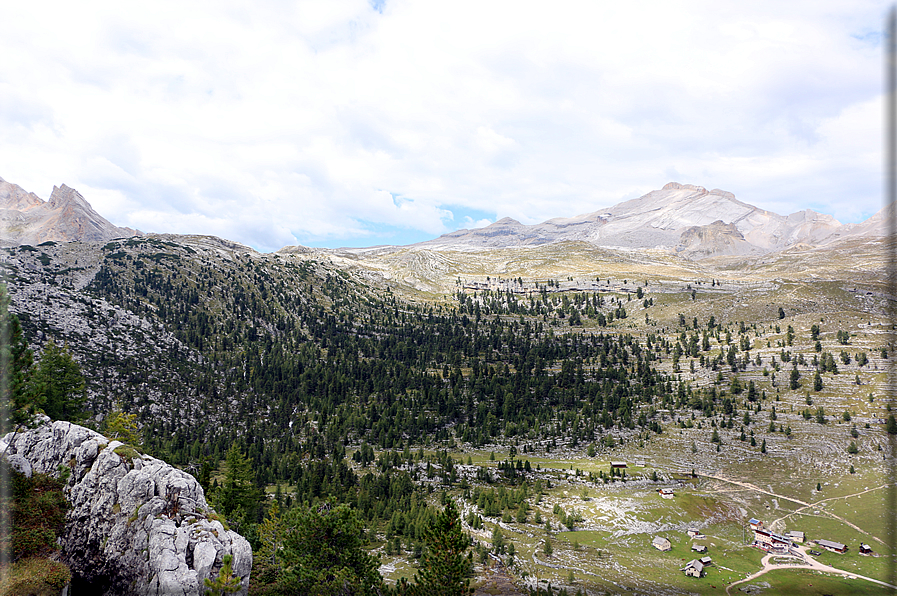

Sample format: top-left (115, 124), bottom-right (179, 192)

top-left (676, 220), bottom-right (763, 259)
top-left (0, 176), bottom-right (140, 246)
top-left (1, 417), bottom-right (251, 595)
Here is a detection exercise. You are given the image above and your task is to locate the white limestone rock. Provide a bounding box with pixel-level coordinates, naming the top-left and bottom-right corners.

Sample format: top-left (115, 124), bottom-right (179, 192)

top-left (1, 417), bottom-right (252, 595)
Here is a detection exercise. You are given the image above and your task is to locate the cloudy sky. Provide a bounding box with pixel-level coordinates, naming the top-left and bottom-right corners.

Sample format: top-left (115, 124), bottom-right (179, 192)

top-left (0, 1), bottom-right (888, 251)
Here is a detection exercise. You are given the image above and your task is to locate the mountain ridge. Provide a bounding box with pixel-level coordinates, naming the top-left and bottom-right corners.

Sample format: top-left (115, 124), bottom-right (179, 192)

top-left (0, 175), bottom-right (887, 260)
top-left (415, 182), bottom-right (865, 259)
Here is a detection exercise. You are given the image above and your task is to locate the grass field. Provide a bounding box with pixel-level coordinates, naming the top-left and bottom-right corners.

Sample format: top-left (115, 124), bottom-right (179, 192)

top-left (749, 568), bottom-right (893, 595)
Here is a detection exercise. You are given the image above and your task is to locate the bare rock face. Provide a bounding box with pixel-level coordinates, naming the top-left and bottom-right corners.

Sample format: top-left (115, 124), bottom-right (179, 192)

top-left (0, 176), bottom-right (140, 246)
top-left (0, 417), bottom-right (251, 595)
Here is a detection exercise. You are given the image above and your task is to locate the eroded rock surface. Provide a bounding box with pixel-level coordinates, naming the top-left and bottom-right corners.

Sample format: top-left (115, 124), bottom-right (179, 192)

top-left (1, 417), bottom-right (251, 595)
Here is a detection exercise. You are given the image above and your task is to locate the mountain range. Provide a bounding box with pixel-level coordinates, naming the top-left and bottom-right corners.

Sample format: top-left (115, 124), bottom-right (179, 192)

top-left (0, 177), bottom-right (886, 259)
top-left (415, 182), bottom-right (885, 258)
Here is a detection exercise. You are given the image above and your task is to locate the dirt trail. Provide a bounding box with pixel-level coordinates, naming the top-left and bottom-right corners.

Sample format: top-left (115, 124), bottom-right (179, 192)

top-left (701, 474), bottom-right (889, 546)
top-left (769, 483), bottom-right (889, 545)
top-left (725, 547), bottom-right (897, 594)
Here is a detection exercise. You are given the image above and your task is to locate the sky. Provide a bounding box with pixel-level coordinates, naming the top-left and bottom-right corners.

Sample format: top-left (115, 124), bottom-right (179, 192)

top-left (0, 1), bottom-right (889, 252)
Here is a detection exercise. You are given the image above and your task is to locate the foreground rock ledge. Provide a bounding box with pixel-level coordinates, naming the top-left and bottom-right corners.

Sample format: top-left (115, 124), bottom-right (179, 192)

top-left (1, 417), bottom-right (252, 596)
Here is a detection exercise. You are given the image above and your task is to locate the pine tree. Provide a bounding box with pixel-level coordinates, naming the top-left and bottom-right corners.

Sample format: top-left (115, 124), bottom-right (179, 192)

top-left (103, 402), bottom-right (142, 447)
top-left (216, 444), bottom-right (260, 520)
top-left (403, 500), bottom-right (472, 596)
top-left (204, 554), bottom-right (242, 595)
top-left (30, 339), bottom-right (86, 422)
top-left (1, 284), bottom-right (39, 436)
top-left (886, 415), bottom-right (897, 435)
top-left (279, 500), bottom-right (383, 596)
top-left (789, 365), bottom-right (800, 390)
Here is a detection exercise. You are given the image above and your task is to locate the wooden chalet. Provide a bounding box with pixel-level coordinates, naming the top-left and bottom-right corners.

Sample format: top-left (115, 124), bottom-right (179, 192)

top-left (699, 556), bottom-right (712, 566)
top-left (817, 539), bottom-right (847, 554)
top-left (652, 536), bottom-right (672, 551)
top-left (659, 488), bottom-right (675, 499)
top-left (682, 559), bottom-right (704, 578)
top-left (691, 543), bottom-right (707, 553)
top-left (860, 543), bottom-right (873, 555)
top-left (748, 518), bottom-right (763, 531)
top-left (611, 461), bottom-right (628, 468)
top-left (687, 529), bottom-right (705, 539)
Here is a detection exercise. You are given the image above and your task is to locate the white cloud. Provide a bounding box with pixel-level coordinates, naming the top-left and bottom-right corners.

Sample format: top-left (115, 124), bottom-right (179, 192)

top-left (0, 0), bottom-right (888, 249)
top-left (463, 217), bottom-right (494, 230)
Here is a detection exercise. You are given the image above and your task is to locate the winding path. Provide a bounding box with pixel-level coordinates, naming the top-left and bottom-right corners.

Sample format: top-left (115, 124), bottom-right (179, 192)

top-left (725, 547), bottom-right (897, 595)
top-left (701, 473), bottom-right (890, 546)
top-left (698, 475), bottom-right (896, 594)
top-left (769, 484), bottom-right (889, 546)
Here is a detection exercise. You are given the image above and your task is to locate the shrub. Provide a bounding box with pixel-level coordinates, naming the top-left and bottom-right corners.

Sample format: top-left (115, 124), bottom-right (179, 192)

top-left (0, 556), bottom-right (72, 596)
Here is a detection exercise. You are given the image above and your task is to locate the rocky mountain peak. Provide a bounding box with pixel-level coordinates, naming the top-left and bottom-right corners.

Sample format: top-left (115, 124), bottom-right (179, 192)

top-left (49, 183), bottom-right (94, 211)
top-left (661, 181), bottom-right (708, 193)
top-left (0, 176), bottom-right (44, 211)
top-left (0, 176), bottom-right (141, 246)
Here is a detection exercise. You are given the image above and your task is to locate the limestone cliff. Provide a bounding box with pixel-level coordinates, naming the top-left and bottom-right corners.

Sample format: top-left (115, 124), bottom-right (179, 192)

top-left (1, 417), bottom-right (252, 595)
